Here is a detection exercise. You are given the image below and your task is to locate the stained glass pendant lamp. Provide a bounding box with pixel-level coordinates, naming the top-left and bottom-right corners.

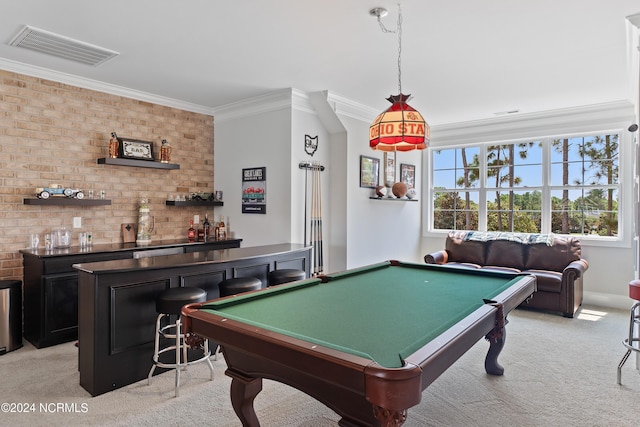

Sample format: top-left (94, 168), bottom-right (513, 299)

top-left (369, 5), bottom-right (429, 152)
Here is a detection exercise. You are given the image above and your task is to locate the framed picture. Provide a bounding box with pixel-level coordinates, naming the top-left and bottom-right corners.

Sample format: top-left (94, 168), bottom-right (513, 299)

top-left (359, 155), bottom-right (379, 188)
top-left (117, 137), bottom-right (154, 161)
top-left (242, 167), bottom-right (267, 214)
top-left (400, 163), bottom-right (416, 188)
top-left (384, 151), bottom-right (396, 186)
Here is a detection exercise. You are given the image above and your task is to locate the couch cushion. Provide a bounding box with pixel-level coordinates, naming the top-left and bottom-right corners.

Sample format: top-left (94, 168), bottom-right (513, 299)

top-left (521, 269), bottom-right (562, 293)
top-left (445, 231), bottom-right (486, 265)
top-left (485, 240), bottom-right (526, 270)
top-left (525, 236), bottom-right (581, 272)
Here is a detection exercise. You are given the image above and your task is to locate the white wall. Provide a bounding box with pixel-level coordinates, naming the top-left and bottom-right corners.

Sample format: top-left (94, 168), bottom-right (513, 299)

top-left (213, 89), bottom-right (427, 274)
top-left (213, 90), bottom-right (294, 247)
top-left (339, 115), bottom-right (423, 268)
top-left (318, 92), bottom-right (425, 269)
top-left (421, 101), bottom-right (637, 309)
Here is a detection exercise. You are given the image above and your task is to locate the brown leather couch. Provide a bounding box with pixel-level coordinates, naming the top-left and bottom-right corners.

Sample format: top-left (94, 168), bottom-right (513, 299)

top-left (424, 231), bottom-right (589, 317)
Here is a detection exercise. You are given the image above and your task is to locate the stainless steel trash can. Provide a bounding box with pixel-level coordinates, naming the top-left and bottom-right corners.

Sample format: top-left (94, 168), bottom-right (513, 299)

top-left (0, 280), bottom-right (22, 354)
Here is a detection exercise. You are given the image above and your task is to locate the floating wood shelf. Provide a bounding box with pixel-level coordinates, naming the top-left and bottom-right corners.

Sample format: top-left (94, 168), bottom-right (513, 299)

top-left (166, 200), bottom-right (224, 207)
top-left (369, 197), bottom-right (418, 202)
top-left (97, 158), bottom-right (179, 170)
top-left (24, 198), bottom-right (112, 206)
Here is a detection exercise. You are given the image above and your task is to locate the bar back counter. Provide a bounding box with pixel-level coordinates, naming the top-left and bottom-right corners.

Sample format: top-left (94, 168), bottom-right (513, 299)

top-left (73, 243), bottom-right (311, 396)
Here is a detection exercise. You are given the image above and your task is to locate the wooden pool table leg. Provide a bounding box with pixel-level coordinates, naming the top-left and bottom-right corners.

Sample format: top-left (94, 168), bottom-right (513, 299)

top-left (372, 405), bottom-right (408, 427)
top-left (227, 369), bottom-right (263, 427)
top-left (484, 303), bottom-right (506, 376)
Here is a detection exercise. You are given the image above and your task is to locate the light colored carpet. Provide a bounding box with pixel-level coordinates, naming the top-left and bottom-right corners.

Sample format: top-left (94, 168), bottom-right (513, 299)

top-left (1, 305), bottom-right (639, 426)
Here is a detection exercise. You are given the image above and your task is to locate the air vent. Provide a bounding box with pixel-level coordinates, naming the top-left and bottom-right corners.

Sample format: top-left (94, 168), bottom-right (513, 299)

top-left (9, 25), bottom-right (119, 66)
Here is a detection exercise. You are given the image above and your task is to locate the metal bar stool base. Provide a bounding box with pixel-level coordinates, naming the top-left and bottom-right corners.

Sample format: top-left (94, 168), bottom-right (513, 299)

top-left (148, 313), bottom-right (215, 397)
top-left (617, 301), bottom-right (640, 385)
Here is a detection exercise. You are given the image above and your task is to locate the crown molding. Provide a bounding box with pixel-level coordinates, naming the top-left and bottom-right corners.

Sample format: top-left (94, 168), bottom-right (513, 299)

top-left (431, 100), bottom-right (636, 146)
top-left (627, 12), bottom-right (640, 28)
top-left (0, 58), bottom-right (214, 116)
top-left (324, 91), bottom-right (379, 122)
top-left (213, 88), bottom-right (296, 122)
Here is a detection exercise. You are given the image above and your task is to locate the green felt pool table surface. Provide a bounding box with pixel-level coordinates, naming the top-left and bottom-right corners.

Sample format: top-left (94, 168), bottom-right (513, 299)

top-left (200, 261), bottom-right (524, 368)
top-left (183, 260), bottom-right (536, 427)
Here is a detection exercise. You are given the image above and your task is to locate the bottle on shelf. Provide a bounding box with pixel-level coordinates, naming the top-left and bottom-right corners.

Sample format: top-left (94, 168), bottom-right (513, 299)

top-left (109, 131), bottom-right (119, 158)
top-left (217, 215), bottom-right (226, 240)
top-left (196, 218), bottom-right (204, 242)
top-left (187, 219), bottom-right (196, 242)
top-left (202, 213), bottom-right (210, 241)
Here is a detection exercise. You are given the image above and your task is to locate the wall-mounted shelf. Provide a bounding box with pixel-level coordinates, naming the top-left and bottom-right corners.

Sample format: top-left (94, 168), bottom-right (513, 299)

top-left (166, 200), bottom-right (224, 207)
top-left (24, 198), bottom-right (112, 206)
top-left (369, 197), bottom-right (418, 202)
top-left (97, 158), bottom-right (180, 170)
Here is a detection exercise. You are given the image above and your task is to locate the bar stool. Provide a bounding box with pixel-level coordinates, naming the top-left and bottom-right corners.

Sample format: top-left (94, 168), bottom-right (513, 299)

top-left (148, 287), bottom-right (214, 397)
top-left (218, 277), bottom-right (262, 297)
top-left (268, 269), bottom-right (306, 286)
top-left (617, 279), bottom-right (640, 384)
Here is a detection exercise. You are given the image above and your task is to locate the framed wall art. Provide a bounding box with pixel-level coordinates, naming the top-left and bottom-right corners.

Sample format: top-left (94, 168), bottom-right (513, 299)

top-left (117, 137), bottom-right (154, 161)
top-left (400, 163), bottom-right (416, 188)
top-left (359, 155), bottom-right (379, 188)
top-left (242, 167), bottom-right (266, 214)
top-left (384, 151), bottom-right (396, 186)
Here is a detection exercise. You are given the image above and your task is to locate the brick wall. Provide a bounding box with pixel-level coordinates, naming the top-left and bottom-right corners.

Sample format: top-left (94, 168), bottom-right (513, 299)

top-left (0, 69), bottom-right (215, 280)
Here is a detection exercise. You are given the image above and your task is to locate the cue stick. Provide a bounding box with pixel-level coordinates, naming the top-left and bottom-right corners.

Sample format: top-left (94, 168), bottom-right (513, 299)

top-left (311, 163), bottom-right (317, 275)
top-left (316, 162), bottom-right (323, 274)
top-left (303, 165), bottom-right (308, 247)
top-left (311, 162), bottom-right (324, 275)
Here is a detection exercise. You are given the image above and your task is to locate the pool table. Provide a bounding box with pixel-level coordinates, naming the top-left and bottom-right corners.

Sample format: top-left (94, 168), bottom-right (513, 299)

top-left (182, 260), bottom-right (536, 427)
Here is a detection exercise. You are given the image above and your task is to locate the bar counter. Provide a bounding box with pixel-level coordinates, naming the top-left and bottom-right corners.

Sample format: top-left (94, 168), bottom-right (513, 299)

top-left (20, 238), bottom-right (242, 349)
top-left (74, 243), bottom-right (311, 396)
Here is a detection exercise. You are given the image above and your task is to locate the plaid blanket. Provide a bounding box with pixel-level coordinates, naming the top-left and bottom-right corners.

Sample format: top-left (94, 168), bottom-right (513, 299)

top-left (464, 231), bottom-right (554, 246)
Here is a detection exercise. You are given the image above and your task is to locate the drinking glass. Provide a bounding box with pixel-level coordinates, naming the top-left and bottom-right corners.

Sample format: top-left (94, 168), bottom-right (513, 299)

top-left (44, 234), bottom-right (53, 250)
top-left (30, 233), bottom-right (40, 249)
top-left (78, 232), bottom-right (87, 248)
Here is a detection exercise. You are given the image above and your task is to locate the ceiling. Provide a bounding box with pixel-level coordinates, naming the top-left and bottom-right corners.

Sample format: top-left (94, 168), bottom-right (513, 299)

top-left (1, 0), bottom-right (639, 125)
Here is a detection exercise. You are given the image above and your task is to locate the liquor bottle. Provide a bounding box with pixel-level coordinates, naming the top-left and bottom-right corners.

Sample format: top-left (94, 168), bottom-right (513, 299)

top-left (202, 213), bottom-right (210, 241)
top-left (109, 131), bottom-right (119, 158)
top-left (187, 219), bottom-right (196, 242)
top-left (217, 216), bottom-right (226, 240)
top-left (160, 139), bottom-right (172, 163)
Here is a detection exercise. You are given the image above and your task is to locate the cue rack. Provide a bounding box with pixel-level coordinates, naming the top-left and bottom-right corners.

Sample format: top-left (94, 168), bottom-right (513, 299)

top-left (299, 161), bottom-right (325, 276)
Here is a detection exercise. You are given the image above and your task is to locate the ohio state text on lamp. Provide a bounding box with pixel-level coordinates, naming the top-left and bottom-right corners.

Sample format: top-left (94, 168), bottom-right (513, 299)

top-left (369, 93), bottom-right (429, 151)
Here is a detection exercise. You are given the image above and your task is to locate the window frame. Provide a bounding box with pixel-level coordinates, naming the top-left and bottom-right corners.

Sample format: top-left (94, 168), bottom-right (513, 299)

top-left (426, 130), bottom-right (629, 245)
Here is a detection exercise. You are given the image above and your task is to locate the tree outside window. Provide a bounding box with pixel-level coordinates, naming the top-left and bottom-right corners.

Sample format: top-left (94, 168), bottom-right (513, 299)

top-left (432, 133), bottom-right (620, 237)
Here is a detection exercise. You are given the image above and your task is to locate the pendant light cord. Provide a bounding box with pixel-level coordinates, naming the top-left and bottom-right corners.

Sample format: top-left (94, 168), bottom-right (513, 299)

top-left (376, 4), bottom-right (403, 94)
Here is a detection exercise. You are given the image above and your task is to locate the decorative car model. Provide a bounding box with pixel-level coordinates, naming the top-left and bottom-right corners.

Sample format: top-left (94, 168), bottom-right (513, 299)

top-left (36, 184), bottom-right (85, 199)
top-left (191, 192), bottom-right (215, 202)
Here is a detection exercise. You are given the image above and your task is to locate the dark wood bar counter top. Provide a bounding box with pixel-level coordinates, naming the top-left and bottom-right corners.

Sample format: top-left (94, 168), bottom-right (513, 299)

top-left (75, 243), bottom-right (312, 396)
top-left (73, 243), bottom-right (303, 274)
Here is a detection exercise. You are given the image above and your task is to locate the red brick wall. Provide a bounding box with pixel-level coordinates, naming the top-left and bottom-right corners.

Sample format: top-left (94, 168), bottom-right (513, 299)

top-left (0, 69), bottom-right (215, 280)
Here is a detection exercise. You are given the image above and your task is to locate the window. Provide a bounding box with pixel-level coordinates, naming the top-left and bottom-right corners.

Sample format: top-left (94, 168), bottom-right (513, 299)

top-left (431, 133), bottom-right (620, 237)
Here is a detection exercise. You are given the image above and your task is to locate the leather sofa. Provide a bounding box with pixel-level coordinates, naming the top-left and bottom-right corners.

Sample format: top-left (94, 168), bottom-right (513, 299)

top-left (424, 231), bottom-right (589, 317)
